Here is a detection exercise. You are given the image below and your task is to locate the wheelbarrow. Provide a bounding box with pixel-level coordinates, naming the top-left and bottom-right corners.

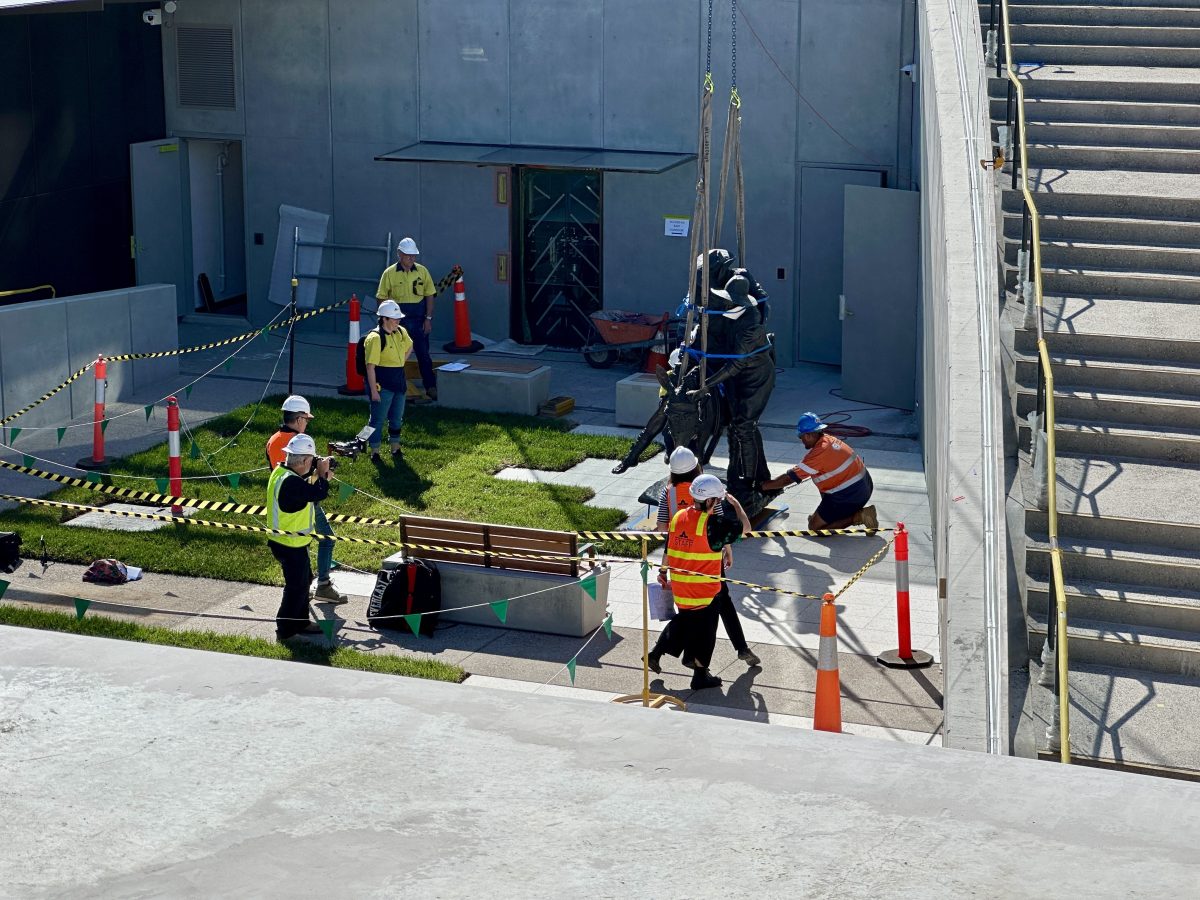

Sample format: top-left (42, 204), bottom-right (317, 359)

top-left (580, 310), bottom-right (684, 369)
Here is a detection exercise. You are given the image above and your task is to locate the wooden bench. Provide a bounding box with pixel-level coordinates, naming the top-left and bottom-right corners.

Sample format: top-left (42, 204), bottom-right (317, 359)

top-left (381, 514), bottom-right (608, 637)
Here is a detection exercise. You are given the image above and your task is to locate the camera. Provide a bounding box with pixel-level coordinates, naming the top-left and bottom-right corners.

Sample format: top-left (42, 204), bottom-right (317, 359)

top-left (142, 9), bottom-right (162, 26)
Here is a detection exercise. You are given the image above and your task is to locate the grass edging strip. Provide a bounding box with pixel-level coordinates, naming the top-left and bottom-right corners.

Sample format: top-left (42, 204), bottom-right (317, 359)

top-left (0, 604), bottom-right (466, 684)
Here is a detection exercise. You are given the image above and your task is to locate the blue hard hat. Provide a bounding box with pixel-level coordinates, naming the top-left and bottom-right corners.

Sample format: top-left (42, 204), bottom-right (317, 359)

top-left (796, 412), bottom-right (827, 435)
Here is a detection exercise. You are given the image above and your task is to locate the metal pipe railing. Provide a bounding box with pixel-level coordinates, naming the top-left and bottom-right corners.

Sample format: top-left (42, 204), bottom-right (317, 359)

top-left (1000, 0), bottom-right (1071, 764)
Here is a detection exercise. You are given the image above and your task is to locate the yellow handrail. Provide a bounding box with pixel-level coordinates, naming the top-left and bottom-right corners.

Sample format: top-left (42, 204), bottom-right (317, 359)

top-left (999, 0), bottom-right (1070, 763)
top-left (0, 284), bottom-right (55, 300)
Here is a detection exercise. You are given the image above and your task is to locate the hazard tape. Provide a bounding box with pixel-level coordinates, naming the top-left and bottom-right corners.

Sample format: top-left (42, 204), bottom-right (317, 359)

top-left (833, 538), bottom-right (893, 599)
top-left (577, 525), bottom-right (889, 541)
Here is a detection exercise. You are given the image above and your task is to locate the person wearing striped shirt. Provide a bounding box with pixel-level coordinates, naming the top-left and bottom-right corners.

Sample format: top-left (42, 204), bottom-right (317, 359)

top-left (760, 412), bottom-right (878, 531)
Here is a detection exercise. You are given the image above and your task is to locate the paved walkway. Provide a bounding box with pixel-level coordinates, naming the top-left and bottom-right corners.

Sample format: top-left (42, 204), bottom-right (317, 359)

top-left (0, 315), bottom-right (942, 740)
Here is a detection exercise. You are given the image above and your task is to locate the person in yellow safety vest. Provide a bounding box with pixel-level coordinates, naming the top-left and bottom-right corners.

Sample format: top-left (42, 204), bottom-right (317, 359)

top-left (267, 433), bottom-right (331, 640)
top-left (648, 473), bottom-right (752, 690)
top-left (760, 411), bottom-right (878, 531)
top-left (364, 299), bottom-right (414, 463)
top-left (655, 446), bottom-right (761, 669)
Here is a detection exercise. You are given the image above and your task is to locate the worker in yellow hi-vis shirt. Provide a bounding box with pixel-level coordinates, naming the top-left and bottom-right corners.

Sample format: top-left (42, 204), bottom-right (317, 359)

top-left (376, 237), bottom-right (438, 403)
top-left (364, 300), bottom-right (414, 463)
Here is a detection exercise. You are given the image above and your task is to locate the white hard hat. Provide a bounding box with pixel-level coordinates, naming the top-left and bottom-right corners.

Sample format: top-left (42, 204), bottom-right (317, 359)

top-left (281, 395), bottom-right (311, 415)
top-left (284, 433), bottom-right (316, 457)
top-left (690, 473), bottom-right (726, 501)
top-left (397, 237), bottom-right (420, 255)
top-left (668, 446), bottom-right (699, 475)
top-left (377, 300), bottom-right (402, 319)
top-left (668, 348), bottom-right (683, 368)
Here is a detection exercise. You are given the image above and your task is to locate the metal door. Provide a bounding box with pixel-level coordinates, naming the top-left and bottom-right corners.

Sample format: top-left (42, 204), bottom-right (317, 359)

top-left (130, 138), bottom-right (191, 316)
top-left (796, 166), bottom-right (884, 364)
top-left (515, 169), bottom-right (602, 347)
top-left (841, 185), bottom-right (919, 409)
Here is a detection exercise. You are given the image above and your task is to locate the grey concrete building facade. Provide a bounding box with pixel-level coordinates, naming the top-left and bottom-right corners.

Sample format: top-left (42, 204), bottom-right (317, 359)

top-left (155, 0), bottom-right (916, 366)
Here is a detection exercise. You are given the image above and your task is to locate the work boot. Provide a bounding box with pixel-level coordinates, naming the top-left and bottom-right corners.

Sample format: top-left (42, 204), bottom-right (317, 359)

top-left (277, 621), bottom-right (322, 641)
top-left (690, 668), bottom-right (722, 690)
top-left (313, 581), bottom-right (348, 605)
top-left (390, 445), bottom-right (403, 461)
top-left (738, 649), bottom-right (762, 667)
top-left (647, 650), bottom-right (663, 674)
top-left (612, 460), bottom-right (631, 475)
top-left (858, 505), bottom-right (879, 530)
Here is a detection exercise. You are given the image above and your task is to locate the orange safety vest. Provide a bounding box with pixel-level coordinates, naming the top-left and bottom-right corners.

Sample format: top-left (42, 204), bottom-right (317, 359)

top-left (666, 507), bottom-right (723, 609)
top-left (265, 430), bottom-right (293, 469)
top-left (795, 434), bottom-right (867, 494)
top-left (666, 481), bottom-right (693, 518)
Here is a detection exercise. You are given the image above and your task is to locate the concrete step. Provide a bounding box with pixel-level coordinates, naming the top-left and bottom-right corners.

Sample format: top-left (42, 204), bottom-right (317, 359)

top-left (1010, 43), bottom-right (1200, 66)
top-left (986, 4), bottom-right (1200, 27)
top-left (1014, 350), bottom-right (1200, 396)
top-left (1027, 575), bottom-right (1200, 631)
top-left (1012, 264), bottom-right (1200, 301)
top-left (1022, 141), bottom-right (1200, 172)
top-left (1016, 296), bottom-right (1200, 360)
top-left (1025, 121), bottom-right (1200, 150)
top-left (1015, 383), bottom-right (1200, 428)
top-left (1003, 239), bottom-right (1200, 273)
top-left (1027, 531), bottom-right (1200, 592)
top-left (992, 97), bottom-right (1200, 127)
top-left (1018, 417), bottom-right (1200, 463)
top-left (1002, 212), bottom-right (1200, 246)
top-left (989, 67), bottom-right (1200, 104)
top-left (1044, 452), bottom-right (1200, 526)
top-left (1011, 23), bottom-right (1200, 48)
top-left (1026, 509), bottom-right (1200, 551)
top-left (986, 0), bottom-right (1200, 7)
top-left (1028, 614), bottom-right (1200, 676)
top-left (1004, 169), bottom-right (1200, 206)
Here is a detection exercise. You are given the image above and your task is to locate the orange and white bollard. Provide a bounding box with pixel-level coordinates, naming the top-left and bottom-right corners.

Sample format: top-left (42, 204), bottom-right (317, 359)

top-left (166, 396), bottom-right (182, 515)
top-left (76, 355), bottom-right (107, 470)
top-left (877, 522), bottom-right (934, 669)
top-left (644, 326), bottom-right (669, 374)
top-left (443, 272), bottom-right (484, 353)
top-left (813, 593), bottom-right (843, 733)
top-left (338, 294), bottom-right (366, 396)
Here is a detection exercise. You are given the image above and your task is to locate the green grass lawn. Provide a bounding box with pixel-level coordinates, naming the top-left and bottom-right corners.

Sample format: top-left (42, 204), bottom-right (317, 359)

top-left (0, 604), bottom-right (465, 682)
top-left (0, 396), bottom-right (657, 584)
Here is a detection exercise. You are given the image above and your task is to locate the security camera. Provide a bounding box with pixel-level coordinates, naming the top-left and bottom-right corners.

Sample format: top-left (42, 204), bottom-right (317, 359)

top-left (143, 9), bottom-right (162, 26)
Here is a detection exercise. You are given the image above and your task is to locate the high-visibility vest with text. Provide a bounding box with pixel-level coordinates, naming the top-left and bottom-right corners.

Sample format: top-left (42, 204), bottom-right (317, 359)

top-left (666, 507), bottom-right (722, 609)
top-left (267, 465), bottom-right (315, 548)
top-left (666, 481), bottom-right (693, 519)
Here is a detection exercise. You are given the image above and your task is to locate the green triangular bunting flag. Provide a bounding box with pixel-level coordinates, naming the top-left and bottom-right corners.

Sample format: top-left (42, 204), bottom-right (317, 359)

top-left (489, 599), bottom-right (509, 624)
top-left (228, 472), bottom-right (241, 491)
top-left (338, 482), bottom-right (354, 502)
top-left (581, 572), bottom-right (598, 600)
top-left (330, 559), bottom-right (342, 570)
top-left (74, 598), bottom-right (91, 620)
top-left (189, 441), bottom-right (200, 460)
top-left (100, 419), bottom-right (109, 434)
top-left (22, 455), bottom-right (34, 469)
top-left (144, 404), bottom-right (154, 421)
top-left (403, 613), bottom-right (422, 636)
top-left (56, 427), bottom-right (66, 445)
top-left (603, 614), bottom-right (613, 640)
top-left (317, 618), bottom-right (335, 642)
top-left (85, 472), bottom-right (102, 484)
top-left (223, 357), bottom-right (232, 372)
top-left (185, 384), bottom-right (194, 399)
top-left (640, 560), bottom-right (650, 583)
top-left (259, 327), bottom-right (270, 341)
top-left (567, 657), bottom-right (577, 684)
top-left (8, 426), bottom-right (20, 444)
top-left (0, 579), bottom-right (9, 600)
top-left (155, 477), bottom-right (169, 495)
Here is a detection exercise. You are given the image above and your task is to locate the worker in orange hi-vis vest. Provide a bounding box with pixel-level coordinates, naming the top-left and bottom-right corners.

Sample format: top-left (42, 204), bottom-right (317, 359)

top-left (647, 473), bottom-right (752, 691)
top-left (760, 412), bottom-right (878, 532)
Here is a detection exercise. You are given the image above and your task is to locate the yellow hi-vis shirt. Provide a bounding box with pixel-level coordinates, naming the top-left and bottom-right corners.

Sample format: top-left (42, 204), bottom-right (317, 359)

top-left (363, 327), bottom-right (413, 368)
top-left (376, 262), bottom-right (436, 306)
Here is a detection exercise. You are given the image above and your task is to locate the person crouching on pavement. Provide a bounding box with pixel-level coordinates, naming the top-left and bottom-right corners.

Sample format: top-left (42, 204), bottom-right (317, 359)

top-left (655, 446), bottom-right (760, 668)
top-left (265, 395), bottom-right (346, 605)
top-left (760, 412), bottom-right (878, 531)
top-left (648, 473), bottom-right (752, 690)
top-left (364, 300), bottom-right (414, 463)
top-left (267, 433), bottom-right (331, 640)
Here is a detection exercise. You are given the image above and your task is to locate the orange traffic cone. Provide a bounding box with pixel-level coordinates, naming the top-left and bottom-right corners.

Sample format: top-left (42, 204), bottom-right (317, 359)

top-left (813, 593), bottom-right (842, 733)
top-left (443, 274), bottom-right (484, 353)
top-left (644, 326), bottom-right (668, 373)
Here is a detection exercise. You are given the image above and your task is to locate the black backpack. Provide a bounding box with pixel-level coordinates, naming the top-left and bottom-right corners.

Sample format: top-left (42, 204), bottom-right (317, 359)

top-left (367, 559), bottom-right (441, 636)
top-left (354, 326), bottom-right (389, 377)
top-left (0, 532), bottom-right (20, 574)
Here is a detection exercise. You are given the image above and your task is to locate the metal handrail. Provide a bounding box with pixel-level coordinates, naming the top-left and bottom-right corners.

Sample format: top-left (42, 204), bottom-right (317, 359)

top-left (0, 284), bottom-right (56, 301)
top-left (997, 0), bottom-right (1070, 763)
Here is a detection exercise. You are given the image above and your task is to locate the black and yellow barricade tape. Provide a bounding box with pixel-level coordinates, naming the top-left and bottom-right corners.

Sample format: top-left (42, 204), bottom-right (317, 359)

top-left (0, 362), bottom-right (95, 427)
top-left (833, 537), bottom-right (894, 599)
top-left (576, 525), bottom-right (890, 541)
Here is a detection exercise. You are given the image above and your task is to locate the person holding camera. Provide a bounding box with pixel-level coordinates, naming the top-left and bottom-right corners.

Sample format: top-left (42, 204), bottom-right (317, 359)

top-left (265, 395), bottom-right (346, 604)
top-left (267, 433), bottom-right (333, 640)
top-left (364, 300), bottom-right (414, 462)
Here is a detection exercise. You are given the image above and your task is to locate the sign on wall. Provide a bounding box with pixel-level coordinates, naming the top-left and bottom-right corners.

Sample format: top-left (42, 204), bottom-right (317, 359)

top-left (663, 216), bottom-right (690, 237)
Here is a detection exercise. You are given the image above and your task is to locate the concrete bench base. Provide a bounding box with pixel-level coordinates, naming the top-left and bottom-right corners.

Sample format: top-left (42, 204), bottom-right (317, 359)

top-left (437, 361), bottom-right (551, 417)
top-left (615, 372), bottom-right (662, 427)
top-left (383, 553), bottom-right (609, 637)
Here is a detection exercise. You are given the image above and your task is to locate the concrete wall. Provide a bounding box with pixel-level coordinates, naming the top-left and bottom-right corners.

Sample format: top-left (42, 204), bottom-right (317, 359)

top-left (161, 0), bottom-right (914, 365)
top-left (915, 0), bottom-right (1007, 753)
top-left (0, 285), bottom-right (179, 429)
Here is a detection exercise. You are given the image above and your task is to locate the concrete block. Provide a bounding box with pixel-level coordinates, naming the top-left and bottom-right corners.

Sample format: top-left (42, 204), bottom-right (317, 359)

top-left (437, 363), bottom-right (551, 417)
top-left (0, 298), bottom-right (72, 430)
top-left (66, 288), bottom-right (134, 418)
top-left (615, 372), bottom-right (662, 427)
top-left (126, 285), bottom-right (180, 396)
top-left (384, 553), bottom-right (610, 638)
